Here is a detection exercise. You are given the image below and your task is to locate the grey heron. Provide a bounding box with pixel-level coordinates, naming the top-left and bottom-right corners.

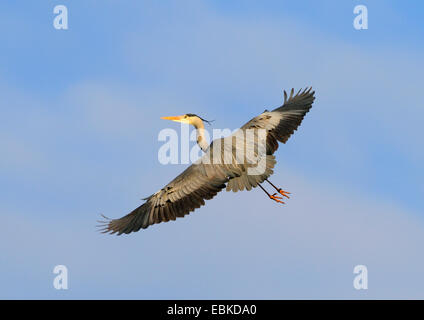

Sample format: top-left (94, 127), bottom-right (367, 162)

top-left (99, 87), bottom-right (315, 235)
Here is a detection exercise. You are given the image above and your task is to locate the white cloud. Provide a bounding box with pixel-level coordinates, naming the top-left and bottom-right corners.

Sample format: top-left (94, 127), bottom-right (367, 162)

top-left (1, 1), bottom-right (423, 299)
top-left (122, 3), bottom-right (424, 167)
top-left (1, 165), bottom-right (423, 298)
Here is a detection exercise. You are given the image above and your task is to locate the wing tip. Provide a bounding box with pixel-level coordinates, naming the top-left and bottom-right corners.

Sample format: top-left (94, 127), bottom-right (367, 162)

top-left (283, 86), bottom-right (314, 97)
top-left (281, 86), bottom-right (315, 108)
top-left (96, 214), bottom-right (121, 235)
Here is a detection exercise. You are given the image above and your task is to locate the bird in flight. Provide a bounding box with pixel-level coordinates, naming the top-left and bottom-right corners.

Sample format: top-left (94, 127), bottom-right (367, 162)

top-left (99, 87), bottom-right (315, 235)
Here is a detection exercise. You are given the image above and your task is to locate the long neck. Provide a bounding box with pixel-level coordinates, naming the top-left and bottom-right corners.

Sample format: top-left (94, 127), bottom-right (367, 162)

top-left (192, 119), bottom-right (209, 152)
top-left (196, 127), bottom-right (209, 152)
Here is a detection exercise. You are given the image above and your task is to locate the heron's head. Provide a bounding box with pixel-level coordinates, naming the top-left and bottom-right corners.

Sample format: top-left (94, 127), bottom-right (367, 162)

top-left (160, 114), bottom-right (213, 128)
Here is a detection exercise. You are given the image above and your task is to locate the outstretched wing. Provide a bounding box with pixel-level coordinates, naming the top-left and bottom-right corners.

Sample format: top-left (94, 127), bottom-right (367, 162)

top-left (241, 87), bottom-right (315, 154)
top-left (100, 88), bottom-right (315, 234)
top-left (99, 160), bottom-right (230, 235)
top-left (226, 87), bottom-right (315, 192)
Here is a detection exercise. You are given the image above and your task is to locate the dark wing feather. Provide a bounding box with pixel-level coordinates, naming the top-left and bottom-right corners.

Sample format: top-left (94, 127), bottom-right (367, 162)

top-left (99, 162), bottom-right (229, 235)
top-left (271, 87), bottom-right (315, 144)
top-left (241, 87), bottom-right (315, 154)
top-left (226, 87), bottom-right (315, 192)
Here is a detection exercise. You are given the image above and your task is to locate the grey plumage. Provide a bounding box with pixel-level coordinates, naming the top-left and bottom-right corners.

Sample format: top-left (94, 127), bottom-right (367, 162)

top-left (99, 87), bottom-right (315, 235)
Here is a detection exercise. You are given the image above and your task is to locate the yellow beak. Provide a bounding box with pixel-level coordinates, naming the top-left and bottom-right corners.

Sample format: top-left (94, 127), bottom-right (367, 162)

top-left (160, 115), bottom-right (189, 124)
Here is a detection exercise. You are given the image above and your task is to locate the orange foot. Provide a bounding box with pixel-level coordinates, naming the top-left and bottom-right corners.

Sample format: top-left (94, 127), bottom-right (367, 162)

top-left (269, 193), bottom-right (285, 204)
top-left (277, 189), bottom-right (291, 199)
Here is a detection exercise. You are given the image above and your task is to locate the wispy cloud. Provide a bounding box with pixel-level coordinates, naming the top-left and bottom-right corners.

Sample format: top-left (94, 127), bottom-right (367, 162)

top-left (1, 167), bottom-right (423, 299)
top-left (0, 0), bottom-right (423, 299)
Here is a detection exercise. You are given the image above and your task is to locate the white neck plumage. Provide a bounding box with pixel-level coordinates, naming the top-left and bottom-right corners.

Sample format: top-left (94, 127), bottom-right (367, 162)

top-left (196, 128), bottom-right (209, 152)
top-left (191, 118), bottom-right (209, 152)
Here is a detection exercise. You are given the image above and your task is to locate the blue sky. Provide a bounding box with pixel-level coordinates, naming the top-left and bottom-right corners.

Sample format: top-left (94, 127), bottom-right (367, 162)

top-left (0, 1), bottom-right (423, 299)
